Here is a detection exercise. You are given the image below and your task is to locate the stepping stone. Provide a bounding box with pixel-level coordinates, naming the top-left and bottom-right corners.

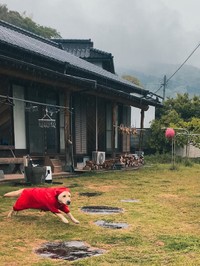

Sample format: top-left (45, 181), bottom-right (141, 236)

top-left (35, 241), bottom-right (105, 261)
top-left (95, 220), bottom-right (129, 229)
top-left (121, 199), bottom-right (140, 203)
top-left (81, 206), bottom-right (123, 214)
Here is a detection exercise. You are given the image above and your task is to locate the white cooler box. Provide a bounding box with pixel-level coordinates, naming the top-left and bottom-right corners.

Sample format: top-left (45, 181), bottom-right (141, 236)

top-left (45, 166), bottom-right (52, 183)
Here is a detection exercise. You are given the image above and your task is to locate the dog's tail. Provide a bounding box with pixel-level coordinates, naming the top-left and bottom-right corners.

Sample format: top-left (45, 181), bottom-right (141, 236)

top-left (4, 189), bottom-right (24, 197)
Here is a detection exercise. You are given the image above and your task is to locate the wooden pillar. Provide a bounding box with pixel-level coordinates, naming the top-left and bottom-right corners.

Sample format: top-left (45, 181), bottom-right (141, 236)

top-left (140, 109), bottom-right (144, 129)
top-left (95, 96), bottom-right (98, 151)
top-left (139, 109), bottom-right (145, 152)
top-left (64, 91), bottom-right (73, 171)
top-left (112, 103), bottom-right (117, 158)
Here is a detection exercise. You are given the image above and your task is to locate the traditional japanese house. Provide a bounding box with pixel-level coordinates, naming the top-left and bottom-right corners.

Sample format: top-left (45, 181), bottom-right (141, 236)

top-left (52, 39), bottom-right (115, 73)
top-left (0, 20), bottom-right (162, 174)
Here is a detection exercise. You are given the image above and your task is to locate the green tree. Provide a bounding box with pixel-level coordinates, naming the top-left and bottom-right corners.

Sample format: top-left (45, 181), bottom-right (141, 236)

top-left (122, 75), bottom-right (142, 87)
top-left (0, 4), bottom-right (61, 38)
top-left (157, 93), bottom-right (200, 120)
top-left (149, 93), bottom-right (200, 152)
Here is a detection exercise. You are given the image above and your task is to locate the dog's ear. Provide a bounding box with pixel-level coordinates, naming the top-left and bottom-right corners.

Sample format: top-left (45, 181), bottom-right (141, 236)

top-left (55, 188), bottom-right (70, 197)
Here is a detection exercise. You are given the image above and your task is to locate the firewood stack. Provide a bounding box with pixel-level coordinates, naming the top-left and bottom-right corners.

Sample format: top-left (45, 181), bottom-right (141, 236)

top-left (82, 153), bottom-right (144, 171)
top-left (103, 158), bottom-right (118, 169)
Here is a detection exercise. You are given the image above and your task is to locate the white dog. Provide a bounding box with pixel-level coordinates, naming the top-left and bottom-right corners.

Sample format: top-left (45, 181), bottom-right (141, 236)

top-left (4, 187), bottom-right (79, 224)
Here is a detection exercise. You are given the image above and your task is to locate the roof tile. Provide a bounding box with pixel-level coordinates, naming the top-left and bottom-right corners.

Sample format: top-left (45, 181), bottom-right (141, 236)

top-left (0, 20), bottom-right (144, 94)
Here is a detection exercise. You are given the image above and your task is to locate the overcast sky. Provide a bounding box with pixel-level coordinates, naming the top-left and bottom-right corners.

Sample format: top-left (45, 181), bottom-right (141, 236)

top-left (1, 0), bottom-right (200, 72)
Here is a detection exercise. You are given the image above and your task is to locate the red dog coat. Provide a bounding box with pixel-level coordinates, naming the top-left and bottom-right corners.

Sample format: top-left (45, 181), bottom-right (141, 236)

top-left (13, 187), bottom-right (70, 214)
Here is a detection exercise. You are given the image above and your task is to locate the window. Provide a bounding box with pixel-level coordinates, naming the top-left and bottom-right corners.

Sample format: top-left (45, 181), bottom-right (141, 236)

top-left (74, 96), bottom-right (87, 154)
top-left (0, 84), bottom-right (13, 146)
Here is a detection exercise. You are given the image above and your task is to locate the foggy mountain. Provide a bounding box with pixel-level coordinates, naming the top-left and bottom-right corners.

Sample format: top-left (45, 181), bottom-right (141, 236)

top-left (117, 64), bottom-right (200, 98)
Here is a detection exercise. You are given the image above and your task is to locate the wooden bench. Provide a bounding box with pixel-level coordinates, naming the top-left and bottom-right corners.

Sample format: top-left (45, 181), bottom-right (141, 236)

top-left (0, 145), bottom-right (24, 173)
top-left (0, 157), bottom-right (24, 164)
top-left (0, 145), bottom-right (15, 155)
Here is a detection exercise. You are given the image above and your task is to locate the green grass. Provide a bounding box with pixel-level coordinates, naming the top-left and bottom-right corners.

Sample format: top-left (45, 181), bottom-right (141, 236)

top-left (0, 163), bottom-right (200, 265)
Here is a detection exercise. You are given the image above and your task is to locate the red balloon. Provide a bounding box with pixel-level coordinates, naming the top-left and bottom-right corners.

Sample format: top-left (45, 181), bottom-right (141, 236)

top-left (165, 128), bottom-right (175, 138)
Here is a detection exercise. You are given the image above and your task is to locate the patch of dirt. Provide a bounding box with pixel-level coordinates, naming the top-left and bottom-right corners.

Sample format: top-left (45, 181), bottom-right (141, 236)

top-left (79, 192), bottom-right (103, 197)
top-left (157, 194), bottom-right (180, 200)
top-left (87, 185), bottom-right (126, 192)
top-left (155, 241), bottom-right (165, 246)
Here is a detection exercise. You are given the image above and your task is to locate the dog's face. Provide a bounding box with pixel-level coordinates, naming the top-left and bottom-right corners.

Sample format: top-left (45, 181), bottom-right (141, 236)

top-left (57, 191), bottom-right (71, 205)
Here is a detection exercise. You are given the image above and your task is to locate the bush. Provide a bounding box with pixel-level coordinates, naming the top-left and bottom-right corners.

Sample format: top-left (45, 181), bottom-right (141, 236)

top-left (145, 152), bottom-right (172, 164)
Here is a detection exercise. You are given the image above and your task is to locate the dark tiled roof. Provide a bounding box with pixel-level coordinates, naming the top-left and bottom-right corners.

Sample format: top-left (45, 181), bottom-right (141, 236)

top-left (58, 47), bottom-right (112, 59)
top-left (0, 20), bottom-right (145, 95)
top-left (0, 20), bottom-right (163, 108)
top-left (53, 39), bottom-right (113, 59)
top-left (91, 48), bottom-right (113, 57)
top-left (53, 39), bottom-right (115, 74)
top-left (53, 39), bottom-right (93, 50)
top-left (65, 48), bottom-right (91, 58)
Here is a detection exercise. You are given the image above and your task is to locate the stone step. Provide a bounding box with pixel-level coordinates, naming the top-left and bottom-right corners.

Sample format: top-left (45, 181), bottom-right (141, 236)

top-left (50, 159), bottom-right (62, 166)
top-left (53, 165), bottom-right (63, 173)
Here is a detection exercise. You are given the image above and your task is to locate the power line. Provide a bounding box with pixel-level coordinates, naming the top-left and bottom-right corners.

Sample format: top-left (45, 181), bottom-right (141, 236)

top-left (166, 42), bottom-right (200, 83)
top-left (153, 42), bottom-right (200, 95)
top-left (153, 84), bottom-right (163, 95)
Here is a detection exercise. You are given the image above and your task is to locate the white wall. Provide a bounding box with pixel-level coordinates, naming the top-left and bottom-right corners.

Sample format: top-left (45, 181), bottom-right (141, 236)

top-left (176, 144), bottom-right (200, 158)
top-left (131, 106), bottom-right (155, 128)
top-left (13, 85), bottom-right (26, 149)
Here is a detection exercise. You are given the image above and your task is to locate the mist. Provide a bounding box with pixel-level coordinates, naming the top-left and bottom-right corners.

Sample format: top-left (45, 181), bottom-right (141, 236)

top-left (1, 0), bottom-right (200, 72)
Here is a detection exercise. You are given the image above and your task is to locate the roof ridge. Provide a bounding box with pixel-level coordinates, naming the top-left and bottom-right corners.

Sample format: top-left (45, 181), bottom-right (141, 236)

top-left (91, 47), bottom-right (112, 56)
top-left (0, 19), bottom-right (60, 48)
top-left (53, 38), bottom-right (92, 42)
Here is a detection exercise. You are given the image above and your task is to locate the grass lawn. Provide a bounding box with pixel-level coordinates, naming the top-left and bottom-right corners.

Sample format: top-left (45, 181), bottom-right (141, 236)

top-left (0, 163), bottom-right (200, 266)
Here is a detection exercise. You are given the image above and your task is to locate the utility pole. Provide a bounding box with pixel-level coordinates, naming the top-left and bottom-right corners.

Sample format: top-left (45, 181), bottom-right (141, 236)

top-left (163, 75), bottom-right (167, 101)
